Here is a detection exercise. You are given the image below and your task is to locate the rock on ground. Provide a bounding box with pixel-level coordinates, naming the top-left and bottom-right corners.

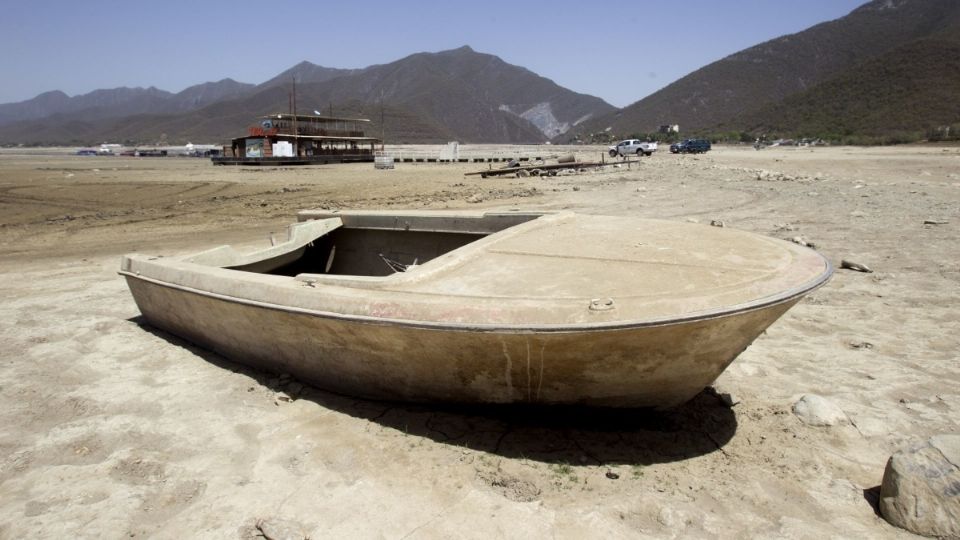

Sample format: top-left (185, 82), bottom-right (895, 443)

top-left (880, 434), bottom-right (960, 539)
top-left (792, 394), bottom-right (848, 426)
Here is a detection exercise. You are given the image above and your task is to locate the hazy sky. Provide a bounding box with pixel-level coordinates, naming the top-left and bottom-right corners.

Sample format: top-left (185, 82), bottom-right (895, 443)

top-left (1, 0), bottom-right (866, 107)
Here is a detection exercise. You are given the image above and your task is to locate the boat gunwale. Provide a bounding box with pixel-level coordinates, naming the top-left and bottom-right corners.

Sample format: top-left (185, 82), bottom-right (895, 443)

top-left (120, 257), bottom-right (832, 334)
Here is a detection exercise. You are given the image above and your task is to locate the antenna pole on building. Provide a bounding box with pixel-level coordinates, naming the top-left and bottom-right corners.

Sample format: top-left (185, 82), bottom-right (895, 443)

top-left (292, 76), bottom-right (299, 155)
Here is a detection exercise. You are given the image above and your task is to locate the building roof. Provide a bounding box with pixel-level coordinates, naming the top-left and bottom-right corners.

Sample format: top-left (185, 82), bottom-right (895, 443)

top-left (260, 113), bottom-right (372, 123)
top-left (232, 134), bottom-right (380, 143)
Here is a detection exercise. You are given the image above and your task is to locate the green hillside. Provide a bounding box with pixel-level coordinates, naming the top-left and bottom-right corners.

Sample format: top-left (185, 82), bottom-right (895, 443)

top-left (735, 39), bottom-right (960, 143)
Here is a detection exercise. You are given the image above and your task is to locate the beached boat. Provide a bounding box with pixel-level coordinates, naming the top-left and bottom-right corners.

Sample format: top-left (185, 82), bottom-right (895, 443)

top-left (120, 210), bottom-right (831, 407)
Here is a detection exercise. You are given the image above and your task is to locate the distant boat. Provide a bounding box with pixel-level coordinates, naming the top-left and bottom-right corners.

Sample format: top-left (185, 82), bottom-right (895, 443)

top-left (121, 210), bottom-right (832, 408)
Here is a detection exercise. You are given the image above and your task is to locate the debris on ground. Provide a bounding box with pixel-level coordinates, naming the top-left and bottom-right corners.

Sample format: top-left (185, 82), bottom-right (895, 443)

top-left (792, 394), bottom-right (848, 427)
top-left (790, 236), bottom-right (817, 249)
top-left (840, 260), bottom-right (873, 273)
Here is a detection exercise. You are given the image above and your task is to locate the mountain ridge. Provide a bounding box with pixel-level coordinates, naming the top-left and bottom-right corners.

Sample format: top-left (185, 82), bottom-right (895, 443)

top-left (0, 47), bottom-right (615, 145)
top-left (6, 2), bottom-right (960, 147)
top-left (564, 0), bottom-right (960, 141)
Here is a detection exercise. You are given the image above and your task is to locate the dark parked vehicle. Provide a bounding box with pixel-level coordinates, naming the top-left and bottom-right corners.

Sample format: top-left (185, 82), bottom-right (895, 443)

top-left (669, 139), bottom-right (711, 154)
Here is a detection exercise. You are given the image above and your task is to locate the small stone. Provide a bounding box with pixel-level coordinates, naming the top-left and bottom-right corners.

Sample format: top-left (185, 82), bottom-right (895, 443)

top-left (274, 392), bottom-right (293, 404)
top-left (792, 394), bottom-right (847, 426)
top-left (605, 471), bottom-right (620, 480)
top-left (255, 517), bottom-right (308, 540)
top-left (790, 236), bottom-right (816, 249)
top-left (923, 219), bottom-right (949, 225)
top-left (657, 507), bottom-right (687, 528)
top-left (466, 194), bottom-right (484, 204)
top-left (849, 341), bottom-right (874, 350)
top-left (879, 435), bottom-right (960, 538)
top-left (710, 220), bottom-right (725, 228)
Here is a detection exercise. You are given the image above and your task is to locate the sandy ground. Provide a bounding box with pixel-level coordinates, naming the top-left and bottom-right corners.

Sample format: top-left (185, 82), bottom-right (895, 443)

top-left (0, 144), bottom-right (958, 538)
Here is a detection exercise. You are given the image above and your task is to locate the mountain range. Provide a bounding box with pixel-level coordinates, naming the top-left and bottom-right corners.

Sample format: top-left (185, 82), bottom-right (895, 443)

top-left (1, 0), bottom-right (958, 146)
top-left (0, 46), bottom-right (614, 146)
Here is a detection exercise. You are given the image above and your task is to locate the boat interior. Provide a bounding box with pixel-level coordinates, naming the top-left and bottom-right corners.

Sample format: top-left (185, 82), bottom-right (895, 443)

top-left (181, 211), bottom-right (547, 278)
top-left (263, 227), bottom-right (486, 277)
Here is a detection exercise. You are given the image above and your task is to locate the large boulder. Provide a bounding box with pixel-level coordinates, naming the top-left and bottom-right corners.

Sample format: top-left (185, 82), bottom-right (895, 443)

top-left (879, 434), bottom-right (960, 538)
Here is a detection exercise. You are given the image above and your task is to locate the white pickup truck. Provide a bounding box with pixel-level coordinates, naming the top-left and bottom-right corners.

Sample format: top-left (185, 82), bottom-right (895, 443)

top-left (608, 139), bottom-right (657, 157)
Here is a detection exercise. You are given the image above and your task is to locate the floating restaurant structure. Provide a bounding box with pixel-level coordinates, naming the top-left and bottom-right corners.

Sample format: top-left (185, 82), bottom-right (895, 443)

top-left (212, 113), bottom-right (381, 165)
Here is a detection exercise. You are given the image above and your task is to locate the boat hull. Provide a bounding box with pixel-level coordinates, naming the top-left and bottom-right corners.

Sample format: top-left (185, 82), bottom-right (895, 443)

top-left (125, 275), bottom-right (797, 408)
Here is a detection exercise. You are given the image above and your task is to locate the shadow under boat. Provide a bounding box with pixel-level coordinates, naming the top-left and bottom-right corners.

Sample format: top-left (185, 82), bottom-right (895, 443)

top-left (131, 315), bottom-right (737, 467)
